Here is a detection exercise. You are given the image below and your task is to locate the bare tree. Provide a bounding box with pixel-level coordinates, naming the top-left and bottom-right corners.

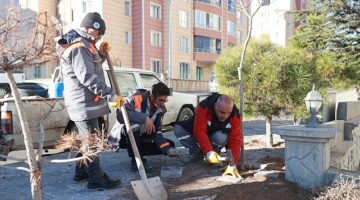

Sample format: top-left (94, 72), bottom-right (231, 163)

top-left (0, 8), bottom-right (57, 200)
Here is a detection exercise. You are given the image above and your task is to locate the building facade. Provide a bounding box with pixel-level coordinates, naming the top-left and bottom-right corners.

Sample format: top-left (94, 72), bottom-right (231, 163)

top-left (56, 0), bottom-right (249, 91)
top-left (251, 0), bottom-right (306, 47)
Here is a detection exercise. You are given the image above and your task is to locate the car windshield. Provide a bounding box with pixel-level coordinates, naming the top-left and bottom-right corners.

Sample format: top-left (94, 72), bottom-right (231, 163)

top-left (115, 73), bottom-right (138, 96)
top-left (139, 74), bottom-right (160, 89)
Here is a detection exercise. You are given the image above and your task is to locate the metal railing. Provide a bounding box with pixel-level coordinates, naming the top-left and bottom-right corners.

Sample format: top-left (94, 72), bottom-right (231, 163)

top-left (194, 23), bottom-right (220, 31)
top-left (194, 48), bottom-right (221, 54)
top-left (194, 0), bottom-right (221, 7)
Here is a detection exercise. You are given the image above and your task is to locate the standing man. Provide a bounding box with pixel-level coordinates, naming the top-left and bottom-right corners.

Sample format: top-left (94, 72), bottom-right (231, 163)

top-left (58, 12), bottom-right (123, 189)
top-left (174, 93), bottom-right (242, 177)
top-left (117, 82), bottom-right (176, 171)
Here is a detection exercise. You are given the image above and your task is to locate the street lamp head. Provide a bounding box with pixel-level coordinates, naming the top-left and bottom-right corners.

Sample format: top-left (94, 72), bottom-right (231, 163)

top-left (304, 84), bottom-right (323, 128)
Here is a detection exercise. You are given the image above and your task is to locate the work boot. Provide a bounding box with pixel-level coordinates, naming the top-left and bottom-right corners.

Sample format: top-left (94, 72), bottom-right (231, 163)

top-left (87, 172), bottom-right (121, 190)
top-left (74, 153), bottom-right (88, 182)
top-left (86, 156), bottom-right (121, 189)
top-left (74, 162), bottom-right (89, 182)
top-left (131, 157), bottom-right (154, 173)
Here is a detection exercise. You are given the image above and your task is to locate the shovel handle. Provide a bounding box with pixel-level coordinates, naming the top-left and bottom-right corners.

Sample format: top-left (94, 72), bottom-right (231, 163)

top-left (105, 53), bottom-right (149, 182)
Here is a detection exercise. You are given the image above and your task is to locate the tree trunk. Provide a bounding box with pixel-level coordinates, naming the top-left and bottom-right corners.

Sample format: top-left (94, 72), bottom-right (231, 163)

top-left (265, 116), bottom-right (273, 147)
top-left (5, 69), bottom-right (42, 200)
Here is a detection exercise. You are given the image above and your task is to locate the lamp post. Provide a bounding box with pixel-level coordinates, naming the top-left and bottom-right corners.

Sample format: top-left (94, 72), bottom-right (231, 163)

top-left (304, 85), bottom-right (323, 128)
top-left (237, 0), bottom-right (270, 168)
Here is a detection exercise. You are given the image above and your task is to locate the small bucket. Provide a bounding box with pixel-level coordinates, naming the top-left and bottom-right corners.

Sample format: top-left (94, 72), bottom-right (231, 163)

top-left (48, 82), bottom-right (64, 98)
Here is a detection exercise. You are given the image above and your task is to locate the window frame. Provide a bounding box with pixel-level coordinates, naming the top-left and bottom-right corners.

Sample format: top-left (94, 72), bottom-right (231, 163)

top-left (180, 62), bottom-right (190, 80)
top-left (151, 59), bottom-right (161, 74)
top-left (124, 31), bottom-right (131, 44)
top-left (180, 36), bottom-right (189, 53)
top-left (151, 31), bottom-right (162, 47)
top-left (124, 0), bottom-right (131, 16)
top-left (179, 10), bottom-right (188, 28)
top-left (150, 3), bottom-right (161, 19)
top-left (196, 66), bottom-right (203, 80)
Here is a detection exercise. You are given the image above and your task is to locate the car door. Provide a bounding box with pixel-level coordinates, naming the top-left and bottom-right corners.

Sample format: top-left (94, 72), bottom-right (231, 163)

top-left (105, 70), bottom-right (140, 130)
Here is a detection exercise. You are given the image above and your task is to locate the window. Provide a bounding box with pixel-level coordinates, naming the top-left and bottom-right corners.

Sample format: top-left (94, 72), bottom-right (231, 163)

top-left (139, 74), bottom-right (161, 89)
top-left (82, 1), bottom-right (86, 14)
top-left (227, 0), bottom-right (235, 13)
top-left (180, 62), bottom-right (190, 80)
top-left (196, 0), bottom-right (221, 7)
top-left (227, 20), bottom-right (236, 36)
top-left (115, 73), bottom-right (137, 96)
top-left (180, 36), bottom-right (189, 53)
top-left (151, 59), bottom-right (161, 73)
top-left (194, 35), bottom-right (221, 53)
top-left (34, 66), bottom-right (41, 78)
top-left (237, 30), bottom-right (242, 44)
top-left (81, 0), bottom-right (91, 14)
top-left (150, 3), bottom-right (161, 19)
top-left (179, 10), bottom-right (188, 28)
top-left (125, 31), bottom-right (131, 44)
top-left (195, 10), bottom-right (220, 31)
top-left (196, 66), bottom-right (203, 80)
top-left (236, 11), bottom-right (242, 22)
top-left (151, 31), bottom-right (161, 46)
top-left (124, 1), bottom-right (131, 16)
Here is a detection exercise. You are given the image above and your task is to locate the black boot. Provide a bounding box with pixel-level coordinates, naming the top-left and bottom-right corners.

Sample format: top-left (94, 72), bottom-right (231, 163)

top-left (74, 162), bottom-right (89, 182)
top-left (86, 156), bottom-right (121, 189)
top-left (131, 157), bottom-right (154, 173)
top-left (74, 153), bottom-right (88, 182)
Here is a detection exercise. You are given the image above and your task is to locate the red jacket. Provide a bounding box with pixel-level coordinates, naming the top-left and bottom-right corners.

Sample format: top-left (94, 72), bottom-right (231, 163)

top-left (193, 95), bottom-right (242, 164)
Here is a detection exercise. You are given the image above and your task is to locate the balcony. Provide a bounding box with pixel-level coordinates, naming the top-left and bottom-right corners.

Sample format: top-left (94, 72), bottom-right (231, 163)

top-left (194, 23), bottom-right (221, 32)
top-left (193, 48), bottom-right (220, 63)
top-left (194, 0), bottom-right (221, 7)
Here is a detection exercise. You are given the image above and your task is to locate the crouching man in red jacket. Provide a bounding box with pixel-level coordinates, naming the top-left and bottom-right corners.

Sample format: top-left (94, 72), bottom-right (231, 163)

top-left (174, 93), bottom-right (242, 177)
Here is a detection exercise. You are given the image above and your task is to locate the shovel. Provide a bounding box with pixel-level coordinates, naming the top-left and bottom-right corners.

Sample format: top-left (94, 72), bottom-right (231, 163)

top-left (105, 49), bottom-right (167, 200)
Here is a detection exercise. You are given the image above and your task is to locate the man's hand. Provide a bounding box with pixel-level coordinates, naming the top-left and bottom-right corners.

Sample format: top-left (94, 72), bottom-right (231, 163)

top-left (99, 41), bottom-right (111, 55)
top-left (222, 165), bottom-right (242, 178)
top-left (109, 95), bottom-right (126, 109)
top-left (145, 117), bottom-right (155, 134)
top-left (206, 151), bottom-right (220, 164)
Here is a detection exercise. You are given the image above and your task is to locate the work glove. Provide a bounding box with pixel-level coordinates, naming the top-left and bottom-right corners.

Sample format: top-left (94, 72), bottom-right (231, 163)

top-left (222, 165), bottom-right (242, 178)
top-left (109, 95), bottom-right (126, 109)
top-left (206, 151), bottom-right (221, 164)
top-left (99, 41), bottom-right (111, 54)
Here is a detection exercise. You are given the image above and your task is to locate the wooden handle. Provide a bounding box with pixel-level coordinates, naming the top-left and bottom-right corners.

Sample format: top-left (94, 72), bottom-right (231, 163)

top-left (105, 53), bottom-right (149, 180)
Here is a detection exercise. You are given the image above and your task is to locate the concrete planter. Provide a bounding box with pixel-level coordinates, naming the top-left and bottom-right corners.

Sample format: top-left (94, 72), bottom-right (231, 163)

top-left (275, 125), bottom-right (336, 190)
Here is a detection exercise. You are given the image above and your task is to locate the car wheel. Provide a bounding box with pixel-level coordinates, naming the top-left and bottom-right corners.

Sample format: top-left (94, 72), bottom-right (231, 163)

top-left (177, 107), bottom-right (194, 122)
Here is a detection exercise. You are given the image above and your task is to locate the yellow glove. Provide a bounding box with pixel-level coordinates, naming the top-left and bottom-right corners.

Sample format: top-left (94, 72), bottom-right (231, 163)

top-left (222, 165), bottom-right (242, 178)
top-left (99, 41), bottom-right (111, 55)
top-left (206, 151), bottom-right (220, 164)
top-left (109, 95), bottom-right (126, 109)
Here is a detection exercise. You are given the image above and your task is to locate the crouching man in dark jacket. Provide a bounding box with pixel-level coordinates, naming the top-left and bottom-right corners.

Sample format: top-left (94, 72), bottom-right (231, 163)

top-left (174, 93), bottom-right (243, 177)
top-left (117, 82), bottom-right (176, 172)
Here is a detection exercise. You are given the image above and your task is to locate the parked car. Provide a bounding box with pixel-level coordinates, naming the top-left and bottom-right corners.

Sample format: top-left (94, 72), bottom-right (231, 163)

top-left (0, 66), bottom-right (209, 150)
top-left (0, 70), bottom-right (25, 98)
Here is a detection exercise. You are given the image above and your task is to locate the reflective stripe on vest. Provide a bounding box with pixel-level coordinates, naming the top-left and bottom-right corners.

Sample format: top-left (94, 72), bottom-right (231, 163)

top-left (62, 41), bottom-right (98, 58)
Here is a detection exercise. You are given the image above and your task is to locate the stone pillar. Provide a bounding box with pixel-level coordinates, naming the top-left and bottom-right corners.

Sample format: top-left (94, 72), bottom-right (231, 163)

top-left (275, 125), bottom-right (336, 190)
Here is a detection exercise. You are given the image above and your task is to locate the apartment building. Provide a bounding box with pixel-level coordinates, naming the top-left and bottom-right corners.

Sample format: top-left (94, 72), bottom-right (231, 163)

top-left (251, 0), bottom-right (306, 46)
top-left (0, 0), bottom-right (246, 91)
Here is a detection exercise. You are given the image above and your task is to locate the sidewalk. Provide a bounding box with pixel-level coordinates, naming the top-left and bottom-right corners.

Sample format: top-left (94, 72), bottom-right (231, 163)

top-left (0, 120), bottom-right (292, 200)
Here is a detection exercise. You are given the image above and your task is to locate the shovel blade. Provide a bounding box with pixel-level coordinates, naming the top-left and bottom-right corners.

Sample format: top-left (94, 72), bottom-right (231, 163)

top-left (131, 176), bottom-right (167, 200)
